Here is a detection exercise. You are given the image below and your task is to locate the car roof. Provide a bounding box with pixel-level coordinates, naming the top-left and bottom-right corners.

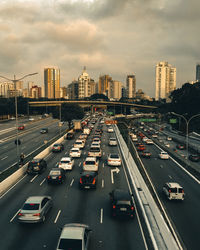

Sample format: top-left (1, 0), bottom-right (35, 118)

top-left (61, 224), bottom-right (89, 239)
top-left (85, 157), bottom-right (96, 161)
top-left (61, 157), bottom-right (71, 161)
top-left (71, 147), bottom-right (80, 150)
top-left (112, 189), bottom-right (131, 200)
top-left (25, 196), bottom-right (49, 203)
top-left (166, 182), bottom-right (183, 188)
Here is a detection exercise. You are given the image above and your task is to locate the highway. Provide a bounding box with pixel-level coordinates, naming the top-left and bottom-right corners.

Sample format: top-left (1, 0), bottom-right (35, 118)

top-left (129, 125), bottom-right (200, 250)
top-left (0, 117), bottom-right (68, 173)
top-left (0, 119), bottom-right (147, 250)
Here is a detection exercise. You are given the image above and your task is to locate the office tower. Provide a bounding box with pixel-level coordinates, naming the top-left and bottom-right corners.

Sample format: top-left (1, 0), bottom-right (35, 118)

top-left (67, 80), bottom-right (79, 99)
top-left (78, 67), bottom-right (95, 98)
top-left (0, 82), bottom-right (14, 97)
top-left (30, 85), bottom-right (42, 99)
top-left (196, 64), bottom-right (200, 82)
top-left (126, 75), bottom-right (136, 98)
top-left (98, 75), bottom-right (112, 96)
top-left (107, 81), bottom-right (122, 100)
top-left (155, 61), bottom-right (176, 101)
top-left (44, 67), bottom-right (60, 99)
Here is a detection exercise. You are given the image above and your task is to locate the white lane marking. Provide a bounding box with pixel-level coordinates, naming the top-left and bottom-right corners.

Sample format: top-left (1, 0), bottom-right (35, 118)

top-left (102, 163), bottom-right (104, 168)
top-left (100, 208), bottom-right (103, 224)
top-left (168, 175), bottom-right (172, 179)
top-left (54, 210), bottom-right (61, 223)
top-left (30, 175), bottom-right (38, 183)
top-left (70, 178), bottom-right (74, 187)
top-left (3, 146), bottom-right (8, 149)
top-left (1, 156), bottom-right (8, 161)
top-left (102, 179), bottom-right (104, 188)
top-left (0, 174), bottom-right (27, 199)
top-left (111, 170), bottom-right (114, 184)
top-left (79, 162), bottom-right (81, 167)
top-left (40, 178), bottom-right (46, 186)
top-left (10, 209), bottom-right (20, 222)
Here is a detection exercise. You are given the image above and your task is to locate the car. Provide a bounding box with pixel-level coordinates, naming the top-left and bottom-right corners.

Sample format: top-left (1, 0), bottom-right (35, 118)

top-left (26, 158), bottom-right (47, 174)
top-left (79, 171), bottom-right (97, 189)
top-left (18, 196), bottom-right (53, 223)
top-left (70, 147), bottom-right (82, 158)
top-left (159, 151), bottom-right (169, 159)
top-left (166, 136), bottom-right (172, 141)
top-left (18, 125), bottom-right (25, 130)
top-left (91, 142), bottom-right (100, 148)
top-left (57, 157), bottom-right (74, 171)
top-left (142, 151), bottom-right (151, 158)
top-left (188, 154), bottom-right (200, 162)
top-left (176, 144), bottom-right (185, 150)
top-left (83, 157), bottom-right (99, 172)
top-left (29, 117), bottom-right (34, 121)
top-left (92, 138), bottom-right (101, 145)
top-left (163, 182), bottom-right (185, 201)
top-left (88, 146), bottom-right (102, 158)
top-left (56, 223), bottom-right (92, 250)
top-left (152, 134), bottom-right (158, 138)
top-left (108, 138), bottom-right (117, 146)
top-left (107, 126), bottom-right (114, 133)
top-left (142, 137), bottom-right (148, 142)
top-left (109, 189), bottom-right (135, 218)
top-left (47, 168), bottom-right (65, 184)
top-left (107, 153), bottom-right (121, 166)
top-left (146, 139), bottom-right (153, 145)
top-left (40, 128), bottom-right (48, 134)
top-left (74, 140), bottom-right (85, 149)
top-left (137, 144), bottom-right (146, 151)
top-left (52, 143), bottom-right (64, 152)
top-left (66, 132), bottom-right (74, 139)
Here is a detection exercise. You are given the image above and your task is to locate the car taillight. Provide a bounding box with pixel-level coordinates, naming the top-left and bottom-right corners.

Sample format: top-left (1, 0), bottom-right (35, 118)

top-left (59, 176), bottom-right (62, 179)
top-left (47, 176), bottom-right (50, 179)
top-left (33, 213), bottom-right (40, 216)
top-left (131, 206), bottom-right (134, 210)
top-left (182, 190), bottom-right (184, 193)
top-left (113, 205), bottom-right (116, 209)
top-left (18, 212), bottom-right (24, 216)
top-left (80, 178), bottom-right (82, 184)
top-left (169, 189), bottom-right (171, 193)
top-left (88, 153), bottom-right (91, 156)
top-left (92, 179), bottom-right (96, 184)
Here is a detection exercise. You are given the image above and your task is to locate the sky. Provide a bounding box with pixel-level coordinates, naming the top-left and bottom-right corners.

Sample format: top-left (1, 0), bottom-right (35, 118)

top-left (0, 0), bottom-right (200, 97)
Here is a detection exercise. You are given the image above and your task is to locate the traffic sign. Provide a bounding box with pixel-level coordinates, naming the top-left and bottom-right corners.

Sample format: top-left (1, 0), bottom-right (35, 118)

top-left (105, 120), bottom-right (118, 124)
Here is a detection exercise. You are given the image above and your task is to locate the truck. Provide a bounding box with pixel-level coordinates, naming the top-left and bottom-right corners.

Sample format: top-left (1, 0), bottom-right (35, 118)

top-left (73, 120), bottom-right (82, 131)
top-left (83, 127), bottom-right (90, 135)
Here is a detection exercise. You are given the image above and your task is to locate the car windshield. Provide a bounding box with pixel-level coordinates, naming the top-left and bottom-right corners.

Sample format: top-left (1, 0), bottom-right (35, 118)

top-left (110, 138), bottom-right (116, 141)
top-left (54, 144), bottom-right (60, 147)
top-left (85, 161), bottom-right (95, 165)
top-left (61, 160), bottom-right (70, 164)
top-left (117, 200), bottom-right (131, 205)
top-left (22, 203), bottom-right (40, 210)
top-left (110, 154), bottom-right (119, 159)
top-left (50, 170), bottom-right (60, 175)
top-left (58, 239), bottom-right (82, 249)
top-left (75, 142), bottom-right (82, 145)
top-left (71, 149), bottom-right (78, 152)
top-left (90, 148), bottom-right (100, 152)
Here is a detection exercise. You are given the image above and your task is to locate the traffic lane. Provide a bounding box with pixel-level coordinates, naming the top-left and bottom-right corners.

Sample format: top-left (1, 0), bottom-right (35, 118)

top-left (138, 144), bottom-right (200, 250)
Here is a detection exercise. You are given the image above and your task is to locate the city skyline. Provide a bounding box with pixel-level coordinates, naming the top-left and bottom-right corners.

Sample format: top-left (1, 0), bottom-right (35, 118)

top-left (0, 0), bottom-right (199, 97)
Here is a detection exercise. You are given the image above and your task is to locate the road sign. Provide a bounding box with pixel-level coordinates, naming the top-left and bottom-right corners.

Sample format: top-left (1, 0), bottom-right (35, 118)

top-left (105, 120), bottom-right (118, 124)
top-left (139, 118), bottom-right (157, 122)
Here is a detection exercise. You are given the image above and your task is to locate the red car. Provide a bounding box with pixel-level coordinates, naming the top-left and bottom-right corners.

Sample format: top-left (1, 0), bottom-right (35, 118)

top-left (137, 144), bottom-right (146, 151)
top-left (142, 151), bottom-right (151, 158)
top-left (18, 125), bottom-right (25, 130)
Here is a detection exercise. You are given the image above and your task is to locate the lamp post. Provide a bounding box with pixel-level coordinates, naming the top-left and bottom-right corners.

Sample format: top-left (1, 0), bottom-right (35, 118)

top-left (0, 72), bottom-right (38, 161)
top-left (171, 112), bottom-right (200, 160)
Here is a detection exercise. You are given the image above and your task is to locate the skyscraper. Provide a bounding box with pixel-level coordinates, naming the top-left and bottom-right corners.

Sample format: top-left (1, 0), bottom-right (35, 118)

top-left (126, 75), bottom-right (136, 98)
top-left (44, 67), bottom-right (60, 99)
top-left (98, 75), bottom-right (112, 96)
top-left (107, 80), bottom-right (122, 100)
top-left (196, 64), bottom-right (200, 82)
top-left (78, 67), bottom-right (96, 98)
top-left (155, 61), bottom-right (176, 101)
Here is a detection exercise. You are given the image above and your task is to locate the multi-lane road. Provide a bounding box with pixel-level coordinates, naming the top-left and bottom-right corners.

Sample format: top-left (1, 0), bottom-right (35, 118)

top-left (0, 118), bottom-right (148, 250)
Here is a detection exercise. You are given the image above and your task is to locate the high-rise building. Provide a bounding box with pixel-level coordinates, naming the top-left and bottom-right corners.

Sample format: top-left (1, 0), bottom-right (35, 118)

top-left (0, 82), bottom-right (14, 97)
top-left (44, 67), bottom-right (60, 99)
top-left (155, 61), bottom-right (176, 101)
top-left (78, 67), bottom-right (95, 98)
top-left (196, 64), bottom-right (200, 82)
top-left (67, 80), bottom-right (79, 99)
top-left (30, 85), bottom-right (42, 99)
top-left (126, 75), bottom-right (136, 98)
top-left (107, 81), bottom-right (122, 100)
top-left (98, 75), bottom-right (112, 96)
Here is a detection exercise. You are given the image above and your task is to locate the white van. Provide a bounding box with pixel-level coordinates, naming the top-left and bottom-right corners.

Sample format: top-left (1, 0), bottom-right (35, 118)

top-left (163, 182), bottom-right (185, 200)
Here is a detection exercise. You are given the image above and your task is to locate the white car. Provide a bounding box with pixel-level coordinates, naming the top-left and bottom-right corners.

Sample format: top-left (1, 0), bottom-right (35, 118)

top-left (146, 139), bottom-right (153, 145)
top-left (163, 182), bottom-right (185, 200)
top-left (152, 134), bottom-right (158, 138)
top-left (92, 138), bottom-right (101, 145)
top-left (107, 126), bottom-right (114, 133)
top-left (159, 151), bottom-right (169, 160)
top-left (107, 153), bottom-right (121, 166)
top-left (58, 157), bottom-right (74, 170)
top-left (83, 157), bottom-right (99, 172)
top-left (74, 140), bottom-right (85, 149)
top-left (70, 148), bottom-right (81, 158)
top-left (142, 137), bottom-right (148, 142)
top-left (108, 138), bottom-right (117, 146)
top-left (91, 142), bottom-right (100, 148)
top-left (167, 136), bottom-right (172, 141)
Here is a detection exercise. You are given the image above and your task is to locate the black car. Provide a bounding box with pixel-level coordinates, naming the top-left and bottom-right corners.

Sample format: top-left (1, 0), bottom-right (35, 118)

top-left (40, 128), bottom-right (48, 134)
top-left (26, 158), bottom-right (47, 174)
top-left (47, 168), bottom-right (65, 184)
top-left (52, 143), bottom-right (64, 152)
top-left (79, 171), bottom-right (97, 189)
top-left (189, 154), bottom-right (200, 162)
top-left (176, 144), bottom-right (185, 150)
top-left (109, 189), bottom-right (135, 218)
top-left (66, 132), bottom-right (74, 140)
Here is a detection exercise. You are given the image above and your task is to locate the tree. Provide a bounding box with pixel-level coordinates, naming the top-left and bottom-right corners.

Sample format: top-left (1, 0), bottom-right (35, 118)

top-left (89, 93), bottom-right (109, 101)
top-left (52, 103), bottom-right (84, 128)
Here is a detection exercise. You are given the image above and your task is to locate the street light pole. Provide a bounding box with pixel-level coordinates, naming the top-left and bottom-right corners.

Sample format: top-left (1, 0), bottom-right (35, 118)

top-left (0, 72), bottom-right (38, 162)
top-left (171, 112), bottom-right (200, 160)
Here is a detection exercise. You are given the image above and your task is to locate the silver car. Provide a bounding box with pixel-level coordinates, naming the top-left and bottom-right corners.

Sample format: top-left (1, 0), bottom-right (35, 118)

top-left (56, 223), bottom-right (92, 250)
top-left (18, 196), bottom-right (53, 223)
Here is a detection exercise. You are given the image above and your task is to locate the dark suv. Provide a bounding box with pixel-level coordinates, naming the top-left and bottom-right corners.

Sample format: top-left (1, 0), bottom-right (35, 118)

top-left (27, 158), bottom-right (47, 174)
top-left (66, 132), bottom-right (74, 140)
top-left (109, 189), bottom-right (135, 218)
top-left (79, 172), bottom-right (97, 189)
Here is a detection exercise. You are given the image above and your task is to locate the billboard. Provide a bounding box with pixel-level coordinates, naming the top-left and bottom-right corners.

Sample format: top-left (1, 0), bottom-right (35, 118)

top-left (139, 118), bottom-right (157, 122)
top-left (169, 119), bottom-right (177, 124)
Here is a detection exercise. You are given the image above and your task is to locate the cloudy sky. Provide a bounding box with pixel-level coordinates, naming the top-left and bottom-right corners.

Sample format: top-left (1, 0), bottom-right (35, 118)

top-left (0, 0), bottom-right (200, 97)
